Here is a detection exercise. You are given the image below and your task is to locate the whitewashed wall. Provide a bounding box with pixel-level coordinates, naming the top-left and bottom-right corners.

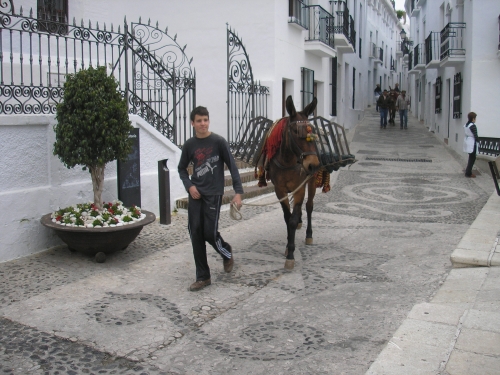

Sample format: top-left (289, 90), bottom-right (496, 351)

top-left (406, 0), bottom-right (500, 161)
top-left (0, 114), bottom-right (183, 262)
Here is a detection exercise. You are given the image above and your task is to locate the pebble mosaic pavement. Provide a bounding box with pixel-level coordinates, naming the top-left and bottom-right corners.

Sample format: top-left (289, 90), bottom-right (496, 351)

top-left (0, 112), bottom-right (491, 374)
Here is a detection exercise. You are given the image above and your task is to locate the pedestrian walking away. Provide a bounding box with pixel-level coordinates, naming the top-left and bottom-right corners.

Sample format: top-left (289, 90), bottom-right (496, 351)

top-left (178, 106), bottom-right (243, 291)
top-left (374, 84), bottom-right (382, 112)
top-left (377, 89), bottom-right (390, 128)
top-left (393, 83), bottom-right (401, 93)
top-left (463, 111), bottom-right (478, 178)
top-left (395, 90), bottom-right (409, 129)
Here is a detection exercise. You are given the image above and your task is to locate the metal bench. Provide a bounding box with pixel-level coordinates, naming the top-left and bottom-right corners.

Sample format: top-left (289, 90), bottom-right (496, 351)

top-left (477, 137), bottom-right (500, 196)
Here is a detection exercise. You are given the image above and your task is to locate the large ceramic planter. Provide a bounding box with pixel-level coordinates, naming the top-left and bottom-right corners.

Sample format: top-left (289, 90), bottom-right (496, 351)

top-left (41, 210), bottom-right (156, 262)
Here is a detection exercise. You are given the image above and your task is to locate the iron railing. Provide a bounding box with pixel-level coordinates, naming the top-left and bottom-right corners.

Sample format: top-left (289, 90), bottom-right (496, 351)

top-left (289, 0), bottom-right (308, 29)
top-left (440, 22), bottom-right (466, 60)
top-left (331, 1), bottom-right (349, 39)
top-left (304, 4), bottom-right (335, 49)
top-left (412, 43), bottom-right (425, 67)
top-left (227, 26), bottom-right (269, 148)
top-left (390, 55), bottom-right (396, 71)
top-left (478, 137), bottom-right (500, 157)
top-left (0, 2), bottom-right (195, 148)
top-left (349, 15), bottom-right (356, 49)
top-left (408, 50), bottom-right (414, 70)
top-left (425, 31), bottom-right (440, 65)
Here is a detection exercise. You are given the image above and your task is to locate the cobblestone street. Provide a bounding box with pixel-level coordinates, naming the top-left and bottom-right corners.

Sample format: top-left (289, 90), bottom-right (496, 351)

top-left (0, 110), bottom-right (493, 374)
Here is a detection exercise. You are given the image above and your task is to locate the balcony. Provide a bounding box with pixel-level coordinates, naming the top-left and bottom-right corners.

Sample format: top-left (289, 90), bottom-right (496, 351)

top-left (409, 0), bottom-right (420, 16)
top-left (396, 41), bottom-right (403, 56)
top-left (425, 31), bottom-right (440, 68)
top-left (390, 56), bottom-right (396, 72)
top-left (440, 22), bottom-right (466, 67)
top-left (288, 0), bottom-right (308, 30)
top-left (369, 42), bottom-right (383, 64)
top-left (331, 0), bottom-right (355, 54)
top-left (304, 4), bottom-right (336, 57)
top-left (408, 51), bottom-right (413, 71)
top-left (409, 43), bottom-right (425, 73)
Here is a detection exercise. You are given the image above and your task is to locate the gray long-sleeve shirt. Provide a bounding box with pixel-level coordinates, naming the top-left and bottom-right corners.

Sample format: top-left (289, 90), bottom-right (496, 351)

top-left (178, 132), bottom-right (244, 196)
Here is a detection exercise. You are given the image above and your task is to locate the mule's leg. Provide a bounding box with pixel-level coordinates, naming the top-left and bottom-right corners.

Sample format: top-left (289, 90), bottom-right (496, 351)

top-left (284, 190), bottom-right (306, 270)
top-left (305, 180), bottom-right (316, 245)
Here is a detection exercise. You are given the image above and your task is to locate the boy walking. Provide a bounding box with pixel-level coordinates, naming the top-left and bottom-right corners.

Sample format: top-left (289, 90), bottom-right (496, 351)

top-left (395, 90), bottom-right (409, 129)
top-left (178, 106), bottom-right (243, 291)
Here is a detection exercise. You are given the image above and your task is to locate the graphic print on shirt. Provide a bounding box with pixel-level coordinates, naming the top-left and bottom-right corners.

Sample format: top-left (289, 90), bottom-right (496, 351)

top-left (193, 147), bottom-right (219, 178)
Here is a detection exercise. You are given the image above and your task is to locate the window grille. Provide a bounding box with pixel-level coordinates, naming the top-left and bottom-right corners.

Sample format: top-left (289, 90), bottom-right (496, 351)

top-left (37, 0), bottom-right (68, 34)
top-left (435, 76), bottom-right (442, 114)
top-left (453, 72), bottom-right (462, 119)
top-left (330, 57), bottom-right (337, 116)
top-left (301, 67), bottom-right (314, 110)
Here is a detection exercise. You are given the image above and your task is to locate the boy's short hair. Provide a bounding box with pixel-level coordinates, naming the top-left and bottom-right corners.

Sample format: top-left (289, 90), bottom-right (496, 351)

top-left (467, 112), bottom-right (477, 122)
top-left (190, 106), bottom-right (210, 122)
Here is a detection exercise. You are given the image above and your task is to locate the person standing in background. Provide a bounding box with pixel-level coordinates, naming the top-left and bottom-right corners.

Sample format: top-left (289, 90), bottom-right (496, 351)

top-left (374, 84), bottom-right (382, 112)
top-left (463, 111), bottom-right (478, 178)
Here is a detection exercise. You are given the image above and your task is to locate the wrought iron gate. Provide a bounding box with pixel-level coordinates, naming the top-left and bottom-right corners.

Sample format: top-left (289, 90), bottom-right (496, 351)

top-left (0, 1), bottom-right (195, 148)
top-left (227, 25), bottom-right (269, 148)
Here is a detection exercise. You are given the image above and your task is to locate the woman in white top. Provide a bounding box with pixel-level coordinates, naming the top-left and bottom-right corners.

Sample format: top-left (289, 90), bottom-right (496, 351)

top-left (463, 111), bottom-right (478, 178)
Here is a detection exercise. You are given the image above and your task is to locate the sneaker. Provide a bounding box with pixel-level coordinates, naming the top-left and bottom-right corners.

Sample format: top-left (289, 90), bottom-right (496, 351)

top-left (223, 255), bottom-right (234, 273)
top-left (189, 279), bottom-right (211, 291)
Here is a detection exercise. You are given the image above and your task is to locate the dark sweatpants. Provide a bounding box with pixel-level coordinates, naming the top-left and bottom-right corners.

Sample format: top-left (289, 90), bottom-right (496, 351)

top-left (188, 194), bottom-right (232, 281)
top-left (465, 148), bottom-right (476, 177)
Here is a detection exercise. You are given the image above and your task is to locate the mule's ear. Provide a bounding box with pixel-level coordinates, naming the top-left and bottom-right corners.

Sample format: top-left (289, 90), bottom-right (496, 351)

top-left (285, 96), bottom-right (297, 117)
top-left (302, 97), bottom-right (317, 117)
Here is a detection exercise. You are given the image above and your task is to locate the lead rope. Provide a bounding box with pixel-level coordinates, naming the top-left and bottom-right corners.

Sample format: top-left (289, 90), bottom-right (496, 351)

top-left (229, 174), bottom-right (314, 221)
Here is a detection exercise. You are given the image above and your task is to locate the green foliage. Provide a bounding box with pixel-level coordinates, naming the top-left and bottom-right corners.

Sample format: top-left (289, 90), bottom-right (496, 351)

top-left (396, 10), bottom-right (405, 20)
top-left (53, 66), bottom-right (133, 169)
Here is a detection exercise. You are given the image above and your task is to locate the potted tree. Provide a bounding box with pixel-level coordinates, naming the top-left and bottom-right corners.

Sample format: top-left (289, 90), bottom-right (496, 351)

top-left (41, 66), bottom-right (155, 262)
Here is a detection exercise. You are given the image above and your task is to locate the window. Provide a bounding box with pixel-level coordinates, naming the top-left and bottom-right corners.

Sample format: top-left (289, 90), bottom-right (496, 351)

top-left (301, 67), bottom-right (314, 110)
top-left (352, 67), bottom-right (356, 109)
top-left (37, 0), bottom-right (68, 34)
top-left (453, 73), bottom-right (462, 119)
top-left (330, 57), bottom-right (337, 116)
top-left (435, 76), bottom-right (442, 114)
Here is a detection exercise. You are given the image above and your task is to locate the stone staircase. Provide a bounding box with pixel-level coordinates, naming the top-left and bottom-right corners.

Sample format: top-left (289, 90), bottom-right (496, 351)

top-left (175, 161), bottom-right (275, 209)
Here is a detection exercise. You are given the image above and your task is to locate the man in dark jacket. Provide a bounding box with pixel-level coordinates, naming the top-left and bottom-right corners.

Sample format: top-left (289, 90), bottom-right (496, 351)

top-left (377, 90), bottom-right (390, 128)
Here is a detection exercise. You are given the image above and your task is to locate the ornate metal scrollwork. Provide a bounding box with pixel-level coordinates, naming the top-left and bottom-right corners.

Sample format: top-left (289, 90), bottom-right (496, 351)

top-left (0, 85), bottom-right (63, 115)
top-left (0, 0), bottom-right (14, 15)
top-left (227, 26), bottom-right (254, 94)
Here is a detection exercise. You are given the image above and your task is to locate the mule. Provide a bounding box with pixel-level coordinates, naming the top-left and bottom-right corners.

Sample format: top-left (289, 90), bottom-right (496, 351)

top-left (268, 96), bottom-right (321, 270)
top-left (388, 90), bottom-right (398, 125)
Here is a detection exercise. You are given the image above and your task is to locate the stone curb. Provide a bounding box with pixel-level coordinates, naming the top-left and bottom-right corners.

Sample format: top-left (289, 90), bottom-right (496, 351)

top-left (451, 193), bottom-right (500, 267)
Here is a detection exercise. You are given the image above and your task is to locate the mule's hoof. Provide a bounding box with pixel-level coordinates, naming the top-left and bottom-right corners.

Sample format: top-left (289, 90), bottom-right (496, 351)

top-left (306, 238), bottom-right (313, 245)
top-left (297, 223), bottom-right (302, 230)
top-left (284, 259), bottom-right (295, 270)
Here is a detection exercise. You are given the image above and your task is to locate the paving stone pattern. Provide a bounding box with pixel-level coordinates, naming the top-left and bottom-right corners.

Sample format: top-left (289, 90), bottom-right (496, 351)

top-left (0, 112), bottom-right (492, 374)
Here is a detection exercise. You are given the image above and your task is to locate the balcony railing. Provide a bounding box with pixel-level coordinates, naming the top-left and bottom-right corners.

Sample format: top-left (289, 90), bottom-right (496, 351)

top-left (425, 31), bottom-right (440, 65)
top-left (289, 0), bottom-right (308, 29)
top-left (440, 22), bottom-right (466, 60)
top-left (331, 1), bottom-right (356, 49)
top-left (332, 1), bottom-right (349, 40)
top-left (412, 43), bottom-right (425, 68)
top-left (369, 43), bottom-right (383, 62)
top-left (390, 56), bottom-right (396, 72)
top-left (304, 4), bottom-right (335, 49)
top-left (408, 50), bottom-right (414, 70)
top-left (349, 15), bottom-right (356, 49)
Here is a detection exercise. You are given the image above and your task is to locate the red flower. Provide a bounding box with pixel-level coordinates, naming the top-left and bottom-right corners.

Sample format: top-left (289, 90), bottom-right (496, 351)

top-left (56, 215), bottom-right (63, 221)
top-left (108, 208), bottom-right (114, 214)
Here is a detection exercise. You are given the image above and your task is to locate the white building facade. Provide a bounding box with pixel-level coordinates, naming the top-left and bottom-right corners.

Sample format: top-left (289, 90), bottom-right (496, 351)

top-left (404, 0), bottom-right (500, 153)
top-left (0, 0), bottom-right (403, 261)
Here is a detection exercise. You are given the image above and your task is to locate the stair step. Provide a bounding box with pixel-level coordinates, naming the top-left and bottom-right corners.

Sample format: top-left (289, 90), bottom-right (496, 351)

top-left (225, 171), bottom-right (255, 187)
top-left (175, 182), bottom-right (275, 210)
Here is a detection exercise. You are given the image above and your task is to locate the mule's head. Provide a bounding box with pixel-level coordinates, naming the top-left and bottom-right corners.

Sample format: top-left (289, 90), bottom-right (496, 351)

top-left (285, 96), bottom-right (321, 174)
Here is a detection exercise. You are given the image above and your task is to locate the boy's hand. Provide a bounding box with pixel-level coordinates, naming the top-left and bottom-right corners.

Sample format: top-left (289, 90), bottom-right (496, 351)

top-left (189, 186), bottom-right (201, 199)
top-left (231, 194), bottom-right (242, 210)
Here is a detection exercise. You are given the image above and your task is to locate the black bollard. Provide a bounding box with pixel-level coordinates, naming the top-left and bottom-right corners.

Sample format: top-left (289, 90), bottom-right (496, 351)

top-left (158, 159), bottom-right (171, 225)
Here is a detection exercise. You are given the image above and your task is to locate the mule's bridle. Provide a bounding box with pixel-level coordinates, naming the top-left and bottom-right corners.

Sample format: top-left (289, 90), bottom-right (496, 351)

top-left (273, 120), bottom-right (318, 173)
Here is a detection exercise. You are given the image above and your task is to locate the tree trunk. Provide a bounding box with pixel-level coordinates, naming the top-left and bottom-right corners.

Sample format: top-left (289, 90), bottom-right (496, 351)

top-left (89, 165), bottom-right (105, 210)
